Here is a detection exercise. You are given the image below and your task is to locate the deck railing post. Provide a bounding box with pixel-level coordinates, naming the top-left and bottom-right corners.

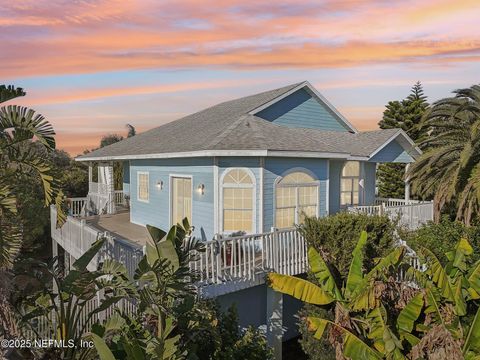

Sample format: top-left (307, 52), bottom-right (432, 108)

top-left (270, 227), bottom-right (278, 272)
top-left (214, 235), bottom-right (222, 283)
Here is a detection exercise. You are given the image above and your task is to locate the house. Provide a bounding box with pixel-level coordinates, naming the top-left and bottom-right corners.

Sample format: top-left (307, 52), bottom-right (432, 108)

top-left (50, 81), bottom-right (432, 358)
top-left (76, 81), bottom-right (422, 240)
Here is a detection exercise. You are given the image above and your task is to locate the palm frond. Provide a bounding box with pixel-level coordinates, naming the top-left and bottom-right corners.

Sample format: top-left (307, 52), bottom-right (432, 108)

top-left (0, 105), bottom-right (55, 149)
top-left (0, 85), bottom-right (25, 104)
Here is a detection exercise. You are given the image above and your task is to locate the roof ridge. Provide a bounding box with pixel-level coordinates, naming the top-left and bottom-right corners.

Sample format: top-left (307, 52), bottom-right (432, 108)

top-left (243, 81), bottom-right (305, 113)
top-left (205, 115), bottom-right (251, 149)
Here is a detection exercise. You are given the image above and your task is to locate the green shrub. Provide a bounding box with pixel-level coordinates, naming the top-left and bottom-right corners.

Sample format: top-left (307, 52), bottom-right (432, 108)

top-left (228, 327), bottom-right (273, 360)
top-left (178, 301), bottom-right (273, 360)
top-left (404, 216), bottom-right (480, 265)
top-left (300, 212), bottom-right (396, 276)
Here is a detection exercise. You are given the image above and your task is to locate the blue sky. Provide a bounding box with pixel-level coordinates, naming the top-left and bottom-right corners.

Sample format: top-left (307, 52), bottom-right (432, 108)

top-left (3, 0), bottom-right (479, 154)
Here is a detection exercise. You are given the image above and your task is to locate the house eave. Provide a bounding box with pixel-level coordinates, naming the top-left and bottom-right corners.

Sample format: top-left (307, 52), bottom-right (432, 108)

top-left (76, 149), bottom-right (353, 162)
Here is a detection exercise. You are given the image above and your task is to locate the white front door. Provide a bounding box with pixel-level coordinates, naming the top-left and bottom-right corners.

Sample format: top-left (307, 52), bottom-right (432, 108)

top-left (171, 177), bottom-right (192, 226)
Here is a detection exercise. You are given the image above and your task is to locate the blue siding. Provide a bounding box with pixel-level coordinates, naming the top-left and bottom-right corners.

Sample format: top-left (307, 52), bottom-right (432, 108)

top-left (329, 160), bottom-right (343, 214)
top-left (369, 140), bottom-right (414, 163)
top-left (218, 157), bottom-right (261, 234)
top-left (129, 158), bottom-right (214, 241)
top-left (363, 162), bottom-right (377, 205)
top-left (127, 156), bottom-right (376, 240)
top-left (263, 158), bottom-right (328, 232)
top-left (256, 88), bottom-right (350, 132)
top-left (123, 161), bottom-right (130, 195)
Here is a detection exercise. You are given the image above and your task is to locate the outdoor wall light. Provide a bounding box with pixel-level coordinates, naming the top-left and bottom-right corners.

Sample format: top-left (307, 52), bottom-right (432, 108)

top-left (198, 183), bottom-right (205, 195)
top-left (156, 180), bottom-right (163, 190)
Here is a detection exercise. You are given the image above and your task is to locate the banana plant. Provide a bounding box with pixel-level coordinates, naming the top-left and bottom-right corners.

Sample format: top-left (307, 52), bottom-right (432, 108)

top-left (89, 218), bottom-right (205, 360)
top-left (269, 231), bottom-right (409, 359)
top-left (402, 238), bottom-right (480, 359)
top-left (270, 233), bottom-right (480, 359)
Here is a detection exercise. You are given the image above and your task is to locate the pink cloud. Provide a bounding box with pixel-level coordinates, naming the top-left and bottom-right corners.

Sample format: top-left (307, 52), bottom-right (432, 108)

top-left (1, 0), bottom-right (479, 78)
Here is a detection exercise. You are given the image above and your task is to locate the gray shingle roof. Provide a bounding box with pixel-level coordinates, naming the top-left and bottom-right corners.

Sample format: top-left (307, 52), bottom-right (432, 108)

top-left (77, 82), bottom-right (413, 160)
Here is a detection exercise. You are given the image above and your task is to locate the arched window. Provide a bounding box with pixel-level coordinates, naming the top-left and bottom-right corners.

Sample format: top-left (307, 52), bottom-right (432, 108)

top-left (222, 169), bottom-right (255, 233)
top-left (340, 161), bottom-right (360, 207)
top-left (275, 171), bottom-right (318, 229)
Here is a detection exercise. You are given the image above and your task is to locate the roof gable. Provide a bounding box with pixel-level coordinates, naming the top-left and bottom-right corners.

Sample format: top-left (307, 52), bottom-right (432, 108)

top-left (369, 139), bottom-right (415, 163)
top-left (255, 88), bottom-right (351, 132)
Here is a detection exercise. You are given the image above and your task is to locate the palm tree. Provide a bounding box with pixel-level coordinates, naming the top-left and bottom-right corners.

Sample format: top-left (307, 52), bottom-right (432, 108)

top-left (408, 84), bottom-right (480, 225)
top-left (0, 85), bottom-right (65, 340)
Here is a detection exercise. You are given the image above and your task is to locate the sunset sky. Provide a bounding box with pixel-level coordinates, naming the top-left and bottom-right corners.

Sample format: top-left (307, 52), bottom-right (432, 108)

top-left (2, 0), bottom-right (480, 155)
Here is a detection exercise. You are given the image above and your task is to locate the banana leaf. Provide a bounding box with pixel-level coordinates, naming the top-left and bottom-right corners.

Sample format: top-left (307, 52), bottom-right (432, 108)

top-left (268, 273), bottom-right (334, 305)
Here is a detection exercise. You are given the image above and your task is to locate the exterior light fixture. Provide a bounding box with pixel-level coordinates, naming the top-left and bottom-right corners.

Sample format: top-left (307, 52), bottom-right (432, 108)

top-left (198, 183), bottom-right (205, 195)
top-left (156, 180), bottom-right (163, 190)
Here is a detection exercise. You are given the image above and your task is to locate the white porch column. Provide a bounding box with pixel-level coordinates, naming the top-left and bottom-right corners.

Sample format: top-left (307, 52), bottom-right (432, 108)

top-left (405, 163), bottom-right (411, 203)
top-left (98, 161), bottom-right (116, 214)
top-left (259, 157), bottom-right (265, 232)
top-left (266, 287), bottom-right (283, 360)
top-left (105, 162), bottom-right (115, 214)
top-left (88, 162), bottom-right (93, 193)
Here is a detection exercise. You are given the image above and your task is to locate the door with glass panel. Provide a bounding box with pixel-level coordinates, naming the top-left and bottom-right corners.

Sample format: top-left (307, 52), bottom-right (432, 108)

top-left (171, 177), bottom-right (192, 226)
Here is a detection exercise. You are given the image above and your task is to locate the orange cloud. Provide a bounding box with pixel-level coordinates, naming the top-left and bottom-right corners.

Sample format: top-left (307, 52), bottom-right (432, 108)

top-left (3, 38), bottom-right (479, 79)
top-left (1, 0), bottom-right (479, 78)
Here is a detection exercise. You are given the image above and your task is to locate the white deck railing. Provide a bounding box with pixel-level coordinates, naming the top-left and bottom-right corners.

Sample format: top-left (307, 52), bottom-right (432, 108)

top-left (51, 206), bottom-right (143, 275)
top-left (114, 190), bottom-right (125, 206)
top-left (190, 228), bottom-right (307, 285)
top-left (374, 197), bottom-right (420, 207)
top-left (69, 197), bottom-right (88, 217)
top-left (67, 192), bottom-right (125, 217)
top-left (348, 198), bottom-right (434, 230)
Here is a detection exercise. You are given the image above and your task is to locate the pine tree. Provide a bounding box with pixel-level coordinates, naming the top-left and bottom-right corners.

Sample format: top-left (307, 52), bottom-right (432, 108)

top-left (377, 82), bottom-right (429, 198)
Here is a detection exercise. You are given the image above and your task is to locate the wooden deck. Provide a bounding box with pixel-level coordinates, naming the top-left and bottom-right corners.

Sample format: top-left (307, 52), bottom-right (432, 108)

top-left (84, 209), bottom-right (151, 247)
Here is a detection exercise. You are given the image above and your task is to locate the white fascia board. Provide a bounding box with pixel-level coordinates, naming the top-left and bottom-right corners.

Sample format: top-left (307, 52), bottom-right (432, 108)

top-left (347, 156), bottom-right (370, 161)
top-left (248, 81), bottom-right (358, 134)
top-left (76, 149), bottom-right (352, 162)
top-left (368, 129), bottom-right (422, 160)
top-left (76, 150), bottom-right (268, 162)
top-left (267, 150), bottom-right (349, 159)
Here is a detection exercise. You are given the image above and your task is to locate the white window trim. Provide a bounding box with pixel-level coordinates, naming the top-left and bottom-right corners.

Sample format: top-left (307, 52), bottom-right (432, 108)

top-left (219, 167), bottom-right (257, 235)
top-left (340, 161), bottom-right (361, 208)
top-left (169, 174), bottom-right (193, 227)
top-left (137, 171), bottom-right (150, 203)
top-left (273, 168), bottom-right (320, 229)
